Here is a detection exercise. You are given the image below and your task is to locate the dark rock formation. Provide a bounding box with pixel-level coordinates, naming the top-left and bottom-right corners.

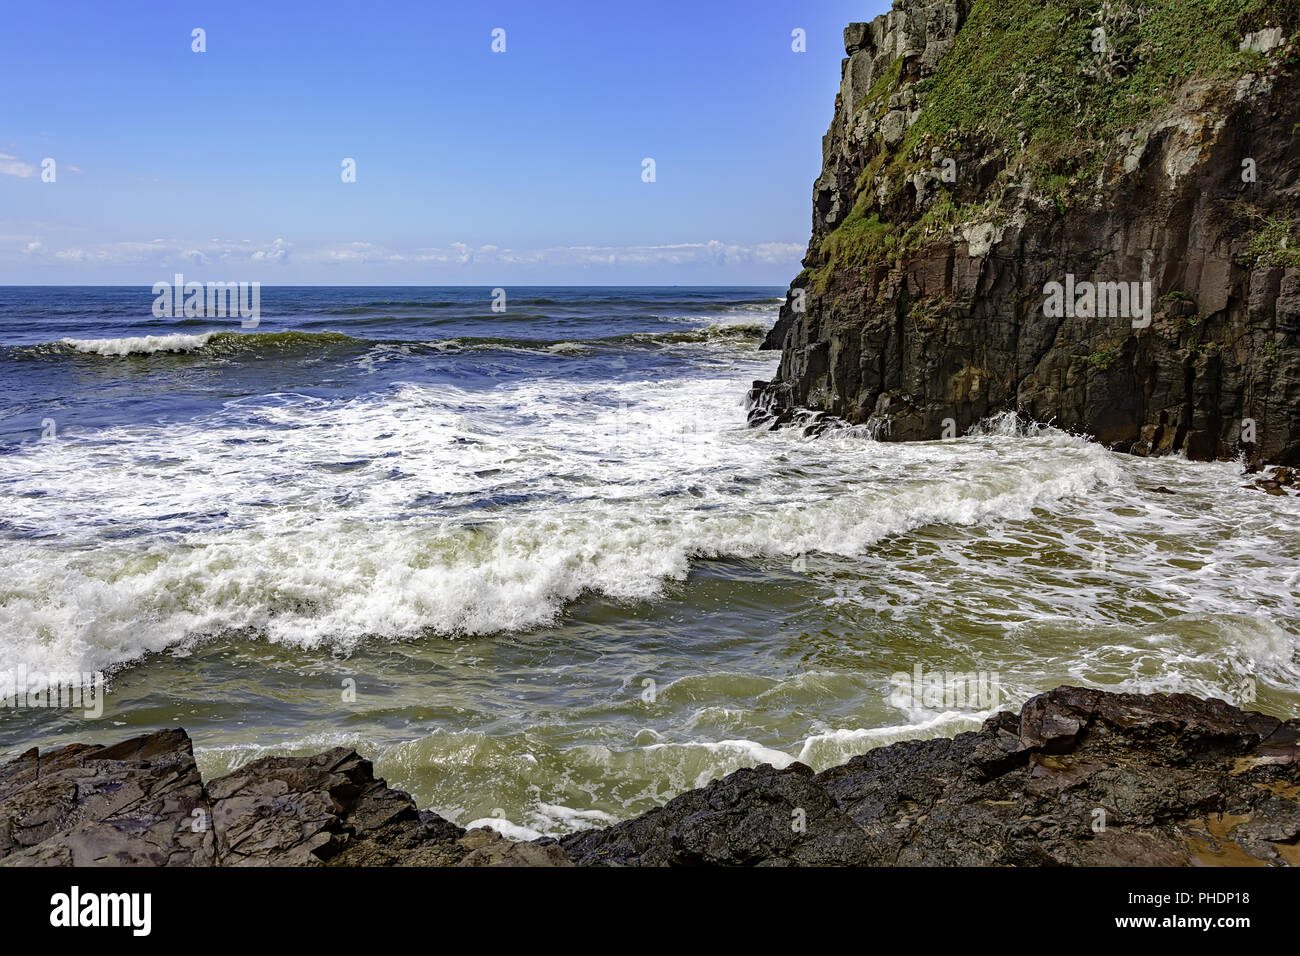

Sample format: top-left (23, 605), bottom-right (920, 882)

top-left (0, 730), bottom-right (560, 867)
top-left (204, 747), bottom-right (468, 867)
top-left (760, 0), bottom-right (1300, 465)
top-left (1244, 463), bottom-right (1300, 494)
top-left (0, 729), bottom-right (212, 866)
top-left (3, 687), bottom-right (1297, 866)
top-left (563, 686), bottom-right (1300, 866)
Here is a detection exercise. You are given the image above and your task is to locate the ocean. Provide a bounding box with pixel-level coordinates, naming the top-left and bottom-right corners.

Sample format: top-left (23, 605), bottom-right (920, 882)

top-left (1, 285), bottom-right (1297, 838)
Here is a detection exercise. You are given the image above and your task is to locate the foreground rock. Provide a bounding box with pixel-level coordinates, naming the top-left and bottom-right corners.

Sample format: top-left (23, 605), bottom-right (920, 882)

top-left (563, 687), bottom-right (1300, 866)
top-left (2, 687), bottom-right (1297, 866)
top-left (0, 729), bottom-right (212, 866)
top-left (0, 732), bottom-right (557, 866)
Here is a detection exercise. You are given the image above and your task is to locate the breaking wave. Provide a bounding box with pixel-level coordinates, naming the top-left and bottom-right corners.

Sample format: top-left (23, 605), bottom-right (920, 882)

top-left (31, 324), bottom-right (768, 360)
top-left (0, 368), bottom-right (1134, 675)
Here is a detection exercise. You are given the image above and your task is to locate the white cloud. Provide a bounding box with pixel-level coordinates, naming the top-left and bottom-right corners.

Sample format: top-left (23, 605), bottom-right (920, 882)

top-left (10, 236), bottom-right (294, 268)
top-left (2, 235), bottom-right (804, 278)
top-left (303, 239), bottom-right (804, 269)
top-left (0, 154), bottom-right (37, 178)
top-left (251, 237), bottom-right (290, 262)
top-left (0, 154), bottom-right (82, 177)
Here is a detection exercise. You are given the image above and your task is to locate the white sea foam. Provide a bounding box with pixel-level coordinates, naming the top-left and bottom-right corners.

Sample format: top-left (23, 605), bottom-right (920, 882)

top-left (462, 817), bottom-right (544, 841)
top-left (795, 713), bottom-right (988, 767)
top-left (2, 355), bottom-right (1297, 686)
top-left (60, 332), bottom-right (218, 355)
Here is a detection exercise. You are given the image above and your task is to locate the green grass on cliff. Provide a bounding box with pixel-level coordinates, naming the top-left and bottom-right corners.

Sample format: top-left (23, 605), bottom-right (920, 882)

top-left (857, 56), bottom-right (903, 113)
top-left (909, 0), bottom-right (1297, 182)
top-left (1245, 212), bottom-right (1300, 268)
top-left (820, 193), bottom-right (985, 287)
top-left (815, 0), bottom-right (1300, 285)
top-left (909, 0), bottom-right (1294, 155)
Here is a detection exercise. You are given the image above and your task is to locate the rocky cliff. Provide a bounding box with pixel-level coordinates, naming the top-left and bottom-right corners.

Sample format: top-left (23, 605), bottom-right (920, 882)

top-left (758, 0), bottom-right (1300, 464)
top-left (4, 687), bottom-right (1298, 866)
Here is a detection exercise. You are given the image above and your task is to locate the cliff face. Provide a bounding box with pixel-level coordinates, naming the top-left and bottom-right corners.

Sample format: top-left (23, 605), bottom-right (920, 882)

top-left (761, 0), bottom-right (1300, 464)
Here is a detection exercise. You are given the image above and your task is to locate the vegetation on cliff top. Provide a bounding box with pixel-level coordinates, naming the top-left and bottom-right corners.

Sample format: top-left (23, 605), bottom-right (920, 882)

top-left (913, 0), bottom-right (1296, 163)
top-left (815, 0), bottom-right (1300, 287)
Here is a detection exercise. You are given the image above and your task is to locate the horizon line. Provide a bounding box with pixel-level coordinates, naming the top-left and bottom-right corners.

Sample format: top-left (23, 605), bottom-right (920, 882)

top-left (0, 283), bottom-right (790, 289)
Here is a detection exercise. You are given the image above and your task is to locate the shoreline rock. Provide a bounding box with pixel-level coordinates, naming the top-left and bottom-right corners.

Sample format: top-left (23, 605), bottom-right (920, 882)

top-left (2, 687), bottom-right (1297, 866)
top-left (1243, 464), bottom-right (1300, 496)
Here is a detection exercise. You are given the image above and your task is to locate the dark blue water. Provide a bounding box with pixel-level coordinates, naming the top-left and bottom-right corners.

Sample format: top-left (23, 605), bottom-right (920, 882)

top-left (0, 286), bottom-right (782, 443)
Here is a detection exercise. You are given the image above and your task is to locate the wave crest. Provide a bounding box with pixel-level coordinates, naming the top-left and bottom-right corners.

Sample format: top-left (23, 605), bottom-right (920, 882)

top-left (42, 324), bottom-right (767, 359)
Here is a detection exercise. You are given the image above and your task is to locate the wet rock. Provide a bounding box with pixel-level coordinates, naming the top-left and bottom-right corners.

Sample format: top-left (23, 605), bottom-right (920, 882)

top-left (0, 731), bottom-right (469, 867)
top-left (968, 709), bottom-right (1030, 776)
top-left (562, 687), bottom-right (1300, 866)
top-left (5, 688), bottom-right (1299, 867)
top-left (561, 762), bottom-right (873, 866)
top-left (457, 828), bottom-right (572, 867)
top-left (0, 729), bottom-right (212, 866)
top-left (770, 409), bottom-right (795, 430)
top-left (206, 747), bottom-right (469, 866)
top-left (1243, 465), bottom-right (1300, 496)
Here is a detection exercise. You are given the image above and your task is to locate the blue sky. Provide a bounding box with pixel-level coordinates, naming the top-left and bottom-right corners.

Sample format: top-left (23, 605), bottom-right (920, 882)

top-left (0, 0), bottom-right (884, 284)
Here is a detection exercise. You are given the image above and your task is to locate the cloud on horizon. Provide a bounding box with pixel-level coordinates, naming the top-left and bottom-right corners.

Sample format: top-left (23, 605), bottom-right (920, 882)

top-left (7, 235), bottom-right (804, 276)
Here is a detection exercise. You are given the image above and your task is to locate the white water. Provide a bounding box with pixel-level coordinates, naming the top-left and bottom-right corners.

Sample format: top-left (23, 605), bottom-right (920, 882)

top-left (4, 345), bottom-right (1300, 836)
top-left (59, 332), bottom-right (220, 355)
top-left (0, 354), bottom-right (1156, 674)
